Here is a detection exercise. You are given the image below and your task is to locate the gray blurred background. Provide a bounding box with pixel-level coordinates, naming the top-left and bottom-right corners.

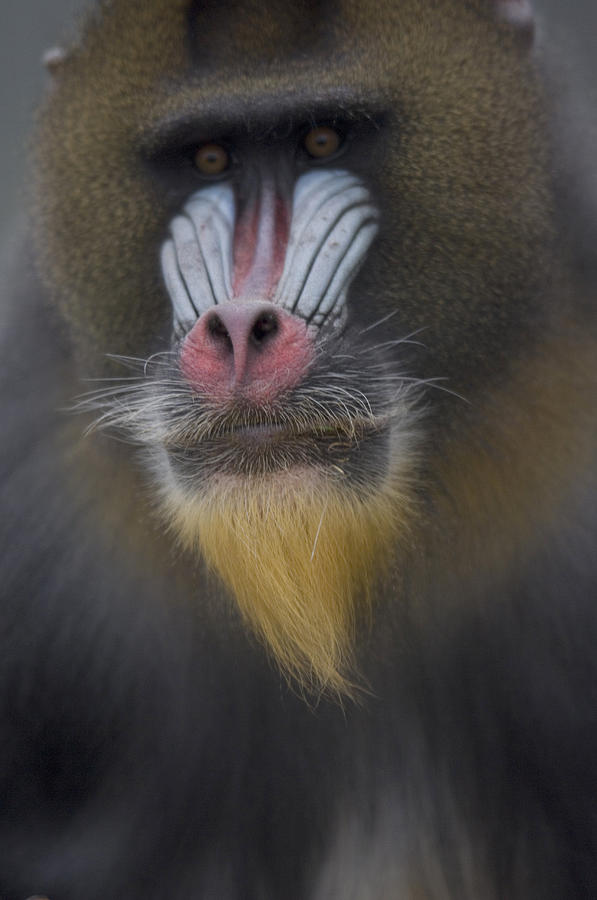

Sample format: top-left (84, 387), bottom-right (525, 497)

top-left (0, 0), bottom-right (596, 243)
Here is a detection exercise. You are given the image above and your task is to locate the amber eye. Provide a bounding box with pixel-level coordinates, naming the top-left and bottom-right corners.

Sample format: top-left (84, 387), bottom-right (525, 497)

top-left (194, 142), bottom-right (230, 176)
top-left (303, 126), bottom-right (342, 159)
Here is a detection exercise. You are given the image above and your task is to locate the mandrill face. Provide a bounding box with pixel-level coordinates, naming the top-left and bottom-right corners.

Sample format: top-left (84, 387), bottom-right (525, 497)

top-left (132, 163), bottom-right (419, 698)
top-left (157, 165), bottom-right (407, 487)
top-left (35, 0), bottom-right (554, 696)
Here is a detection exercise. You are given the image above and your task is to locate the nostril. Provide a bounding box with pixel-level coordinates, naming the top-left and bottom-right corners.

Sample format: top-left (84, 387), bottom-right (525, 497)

top-left (207, 313), bottom-right (233, 350)
top-left (251, 312), bottom-right (279, 346)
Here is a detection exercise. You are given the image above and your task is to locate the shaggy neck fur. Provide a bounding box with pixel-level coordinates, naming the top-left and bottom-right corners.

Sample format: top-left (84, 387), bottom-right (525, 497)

top-left (161, 469), bottom-right (410, 698)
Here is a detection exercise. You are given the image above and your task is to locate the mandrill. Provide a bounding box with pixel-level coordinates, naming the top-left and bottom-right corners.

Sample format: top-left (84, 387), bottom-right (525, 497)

top-left (0, 0), bottom-right (596, 898)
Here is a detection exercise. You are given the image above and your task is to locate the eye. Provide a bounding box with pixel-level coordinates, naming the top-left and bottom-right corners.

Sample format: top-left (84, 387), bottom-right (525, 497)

top-left (194, 142), bottom-right (230, 176)
top-left (303, 125), bottom-right (342, 160)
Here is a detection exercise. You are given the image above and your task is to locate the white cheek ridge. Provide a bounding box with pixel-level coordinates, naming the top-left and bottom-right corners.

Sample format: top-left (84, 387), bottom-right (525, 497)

top-left (307, 219), bottom-right (380, 327)
top-left (161, 169), bottom-right (378, 332)
top-left (184, 185), bottom-right (235, 303)
top-left (275, 178), bottom-right (379, 323)
top-left (275, 180), bottom-right (368, 306)
top-left (161, 183), bottom-right (235, 331)
top-left (169, 215), bottom-right (214, 311)
top-left (290, 168), bottom-right (357, 222)
top-left (160, 240), bottom-right (199, 331)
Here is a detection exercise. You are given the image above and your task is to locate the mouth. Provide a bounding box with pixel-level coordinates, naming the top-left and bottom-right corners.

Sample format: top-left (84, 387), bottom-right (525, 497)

top-left (190, 413), bottom-right (389, 449)
top-left (226, 422), bottom-right (297, 446)
top-left (163, 411), bottom-right (392, 482)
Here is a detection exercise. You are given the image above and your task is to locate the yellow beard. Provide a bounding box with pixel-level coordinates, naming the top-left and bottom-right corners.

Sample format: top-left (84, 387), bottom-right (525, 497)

top-left (163, 469), bottom-right (409, 698)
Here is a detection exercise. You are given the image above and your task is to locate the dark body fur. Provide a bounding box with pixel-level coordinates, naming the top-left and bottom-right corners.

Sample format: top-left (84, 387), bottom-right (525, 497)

top-left (1, 1), bottom-right (597, 897)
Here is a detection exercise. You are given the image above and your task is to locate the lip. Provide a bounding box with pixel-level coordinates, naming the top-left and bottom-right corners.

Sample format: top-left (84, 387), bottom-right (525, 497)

top-left (227, 423), bottom-right (293, 446)
top-left (215, 415), bottom-right (389, 447)
top-left (164, 414), bottom-right (392, 480)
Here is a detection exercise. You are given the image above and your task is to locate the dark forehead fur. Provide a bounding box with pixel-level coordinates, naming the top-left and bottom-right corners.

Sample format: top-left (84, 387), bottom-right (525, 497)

top-left (34, 0), bottom-right (553, 380)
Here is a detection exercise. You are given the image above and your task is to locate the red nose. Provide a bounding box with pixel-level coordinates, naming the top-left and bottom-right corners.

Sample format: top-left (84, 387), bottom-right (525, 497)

top-left (180, 302), bottom-right (314, 403)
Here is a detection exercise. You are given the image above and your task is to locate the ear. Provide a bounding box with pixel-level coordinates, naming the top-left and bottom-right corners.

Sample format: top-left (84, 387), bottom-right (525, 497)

top-left (478, 0), bottom-right (535, 48)
top-left (492, 0), bottom-right (534, 29)
top-left (42, 46), bottom-right (68, 75)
